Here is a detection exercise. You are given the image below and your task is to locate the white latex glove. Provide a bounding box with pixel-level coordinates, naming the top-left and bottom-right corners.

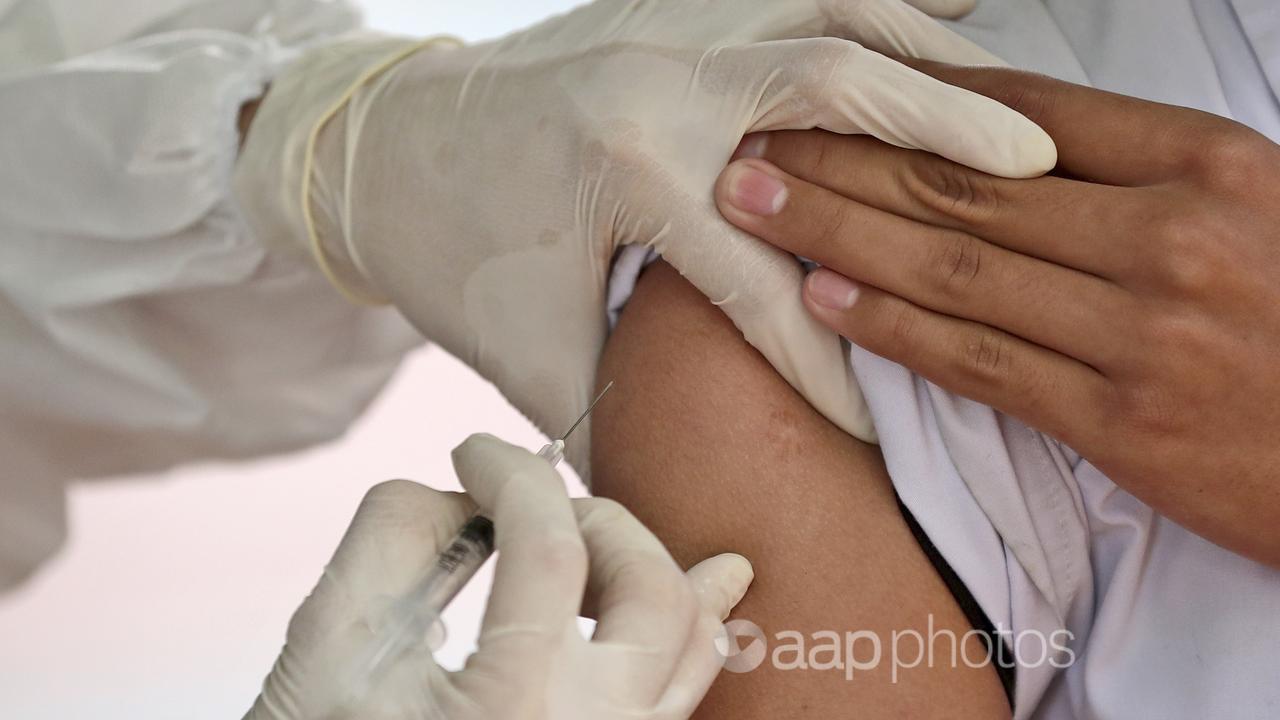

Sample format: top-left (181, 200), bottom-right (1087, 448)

top-left (235, 0), bottom-right (1058, 469)
top-left (246, 434), bottom-right (754, 720)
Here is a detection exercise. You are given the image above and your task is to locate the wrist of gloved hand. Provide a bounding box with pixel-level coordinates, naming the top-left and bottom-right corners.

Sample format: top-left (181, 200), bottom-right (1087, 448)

top-left (233, 33), bottom-right (459, 295)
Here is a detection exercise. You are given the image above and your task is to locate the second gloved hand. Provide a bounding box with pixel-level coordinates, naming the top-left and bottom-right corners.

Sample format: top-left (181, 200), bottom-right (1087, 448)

top-left (247, 434), bottom-right (754, 720)
top-left (237, 0), bottom-right (1057, 470)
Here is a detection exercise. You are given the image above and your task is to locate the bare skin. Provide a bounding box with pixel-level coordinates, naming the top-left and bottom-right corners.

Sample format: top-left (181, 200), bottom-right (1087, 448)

top-left (591, 260), bottom-right (1011, 719)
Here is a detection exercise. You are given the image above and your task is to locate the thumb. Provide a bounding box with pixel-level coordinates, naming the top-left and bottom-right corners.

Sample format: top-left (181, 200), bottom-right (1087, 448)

top-left (686, 553), bottom-right (756, 621)
top-left (647, 553), bottom-right (756, 719)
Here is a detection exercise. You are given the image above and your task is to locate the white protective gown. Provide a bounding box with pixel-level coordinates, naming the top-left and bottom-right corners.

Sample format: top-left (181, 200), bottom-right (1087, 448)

top-left (0, 0), bottom-right (422, 589)
top-left (3, 1), bottom-right (1280, 717)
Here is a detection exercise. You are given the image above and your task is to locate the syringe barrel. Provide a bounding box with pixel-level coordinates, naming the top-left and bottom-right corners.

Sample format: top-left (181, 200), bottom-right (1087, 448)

top-left (354, 514), bottom-right (496, 689)
top-left (418, 514), bottom-right (496, 614)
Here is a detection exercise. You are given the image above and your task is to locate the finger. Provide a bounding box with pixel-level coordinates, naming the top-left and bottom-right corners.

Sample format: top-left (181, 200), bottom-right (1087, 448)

top-left (577, 546), bottom-right (753, 624)
top-left (718, 38), bottom-right (1056, 179)
top-left (573, 497), bottom-right (701, 705)
top-left (716, 157), bottom-right (1131, 365)
top-left (649, 607), bottom-right (732, 720)
top-left (685, 554), bottom-right (755, 622)
top-left (451, 434), bottom-right (587, 660)
top-left (622, 554), bottom-right (754, 719)
top-left (327, 480), bottom-right (476, 605)
top-left (742, 130), bottom-right (1137, 276)
top-left (899, 60), bottom-right (1218, 186)
top-left (802, 268), bottom-right (1112, 447)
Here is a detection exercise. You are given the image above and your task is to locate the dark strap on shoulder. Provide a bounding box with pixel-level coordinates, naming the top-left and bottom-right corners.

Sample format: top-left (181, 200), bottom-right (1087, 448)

top-left (897, 497), bottom-right (1017, 708)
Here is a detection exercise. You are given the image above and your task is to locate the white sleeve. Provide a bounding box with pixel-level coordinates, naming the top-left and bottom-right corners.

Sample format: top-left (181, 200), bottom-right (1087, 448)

top-left (0, 30), bottom-right (423, 589)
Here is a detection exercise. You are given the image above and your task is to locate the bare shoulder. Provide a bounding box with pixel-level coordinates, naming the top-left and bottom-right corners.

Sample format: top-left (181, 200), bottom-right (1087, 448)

top-left (591, 260), bottom-right (1011, 719)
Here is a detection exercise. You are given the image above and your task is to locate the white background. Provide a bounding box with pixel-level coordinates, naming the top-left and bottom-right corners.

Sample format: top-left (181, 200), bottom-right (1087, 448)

top-left (0, 2), bottom-right (586, 718)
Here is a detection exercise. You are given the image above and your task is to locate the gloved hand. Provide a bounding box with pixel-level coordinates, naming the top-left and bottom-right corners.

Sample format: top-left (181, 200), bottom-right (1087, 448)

top-left (246, 434), bottom-right (754, 720)
top-left (236, 0), bottom-right (1057, 469)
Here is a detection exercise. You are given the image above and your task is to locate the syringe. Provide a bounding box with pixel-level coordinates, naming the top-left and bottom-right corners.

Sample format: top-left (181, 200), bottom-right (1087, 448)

top-left (344, 381), bottom-right (615, 700)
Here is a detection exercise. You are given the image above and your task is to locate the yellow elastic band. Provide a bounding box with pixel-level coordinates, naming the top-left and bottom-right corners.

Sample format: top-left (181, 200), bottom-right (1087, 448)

top-left (300, 35), bottom-right (464, 306)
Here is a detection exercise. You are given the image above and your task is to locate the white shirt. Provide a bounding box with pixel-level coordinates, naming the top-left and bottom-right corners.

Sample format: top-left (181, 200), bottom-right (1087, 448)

top-left (874, 2), bottom-right (1280, 718)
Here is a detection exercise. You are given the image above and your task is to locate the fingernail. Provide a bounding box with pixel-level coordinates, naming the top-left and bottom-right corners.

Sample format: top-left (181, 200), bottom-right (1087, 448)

top-left (725, 161), bottom-right (788, 217)
top-left (807, 269), bottom-right (860, 310)
top-left (731, 133), bottom-right (769, 160)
